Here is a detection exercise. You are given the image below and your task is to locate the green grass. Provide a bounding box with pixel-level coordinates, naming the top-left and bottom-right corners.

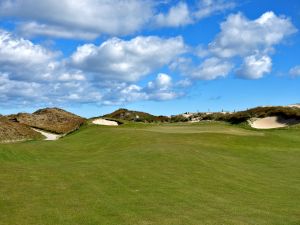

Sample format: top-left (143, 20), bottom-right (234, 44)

top-left (1, 122), bottom-right (300, 225)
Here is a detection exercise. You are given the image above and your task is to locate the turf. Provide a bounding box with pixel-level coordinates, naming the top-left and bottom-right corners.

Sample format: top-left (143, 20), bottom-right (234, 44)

top-left (1, 122), bottom-right (300, 225)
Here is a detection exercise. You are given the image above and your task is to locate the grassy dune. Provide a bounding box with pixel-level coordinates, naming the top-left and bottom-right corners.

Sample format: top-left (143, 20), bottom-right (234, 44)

top-left (1, 122), bottom-right (300, 225)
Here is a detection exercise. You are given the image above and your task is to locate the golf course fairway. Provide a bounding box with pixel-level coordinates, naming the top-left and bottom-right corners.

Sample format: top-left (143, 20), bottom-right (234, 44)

top-left (1, 122), bottom-right (300, 225)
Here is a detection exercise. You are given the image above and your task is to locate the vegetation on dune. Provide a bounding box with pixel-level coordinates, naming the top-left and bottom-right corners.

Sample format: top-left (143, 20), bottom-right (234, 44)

top-left (104, 108), bottom-right (191, 123)
top-left (7, 108), bottom-right (86, 134)
top-left (103, 108), bottom-right (170, 123)
top-left (0, 123), bottom-right (300, 225)
top-left (1, 106), bottom-right (300, 143)
top-left (0, 116), bottom-right (42, 142)
top-left (191, 106), bottom-right (300, 124)
top-left (104, 106), bottom-right (300, 125)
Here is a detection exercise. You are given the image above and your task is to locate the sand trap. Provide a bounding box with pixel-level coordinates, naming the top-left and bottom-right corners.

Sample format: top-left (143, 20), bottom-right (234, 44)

top-left (32, 128), bottom-right (62, 141)
top-left (92, 118), bottom-right (118, 126)
top-left (249, 116), bottom-right (294, 129)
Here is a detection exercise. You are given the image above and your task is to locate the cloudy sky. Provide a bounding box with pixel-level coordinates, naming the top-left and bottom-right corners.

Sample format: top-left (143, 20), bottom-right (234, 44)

top-left (0, 0), bottom-right (299, 117)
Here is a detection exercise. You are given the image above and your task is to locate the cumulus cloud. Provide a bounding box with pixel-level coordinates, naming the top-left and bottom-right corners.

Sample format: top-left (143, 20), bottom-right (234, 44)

top-left (0, 0), bottom-right (154, 39)
top-left (71, 36), bottom-right (186, 82)
top-left (0, 29), bottom-right (187, 106)
top-left (0, 29), bottom-right (101, 106)
top-left (154, 0), bottom-right (235, 28)
top-left (201, 11), bottom-right (296, 79)
top-left (170, 11), bottom-right (296, 80)
top-left (147, 73), bottom-right (172, 90)
top-left (175, 57), bottom-right (233, 80)
top-left (191, 57), bottom-right (233, 80)
top-left (146, 73), bottom-right (179, 100)
top-left (171, 55), bottom-right (234, 80)
top-left (95, 73), bottom-right (180, 105)
top-left (194, 0), bottom-right (235, 20)
top-left (0, 73), bottom-right (42, 102)
top-left (237, 55), bottom-right (272, 79)
top-left (154, 2), bottom-right (193, 27)
top-left (0, 10), bottom-right (296, 107)
top-left (58, 72), bottom-right (86, 82)
top-left (17, 22), bottom-right (99, 40)
top-left (0, 29), bottom-right (58, 81)
top-left (0, 72), bottom-right (104, 107)
top-left (209, 11), bottom-right (297, 58)
top-left (0, 0), bottom-right (236, 38)
top-left (289, 66), bottom-right (300, 77)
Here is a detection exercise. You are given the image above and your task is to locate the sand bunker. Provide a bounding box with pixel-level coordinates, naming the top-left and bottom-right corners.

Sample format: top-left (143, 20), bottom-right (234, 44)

top-left (92, 118), bottom-right (119, 126)
top-left (249, 116), bottom-right (299, 129)
top-left (32, 128), bottom-right (62, 141)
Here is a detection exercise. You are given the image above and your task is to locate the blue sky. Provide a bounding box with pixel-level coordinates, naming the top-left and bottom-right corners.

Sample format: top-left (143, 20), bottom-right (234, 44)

top-left (0, 0), bottom-right (299, 117)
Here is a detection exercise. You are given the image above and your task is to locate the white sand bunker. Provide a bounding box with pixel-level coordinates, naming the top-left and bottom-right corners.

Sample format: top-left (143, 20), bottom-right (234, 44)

top-left (92, 118), bottom-right (118, 126)
top-left (249, 116), bottom-right (299, 129)
top-left (32, 128), bottom-right (62, 141)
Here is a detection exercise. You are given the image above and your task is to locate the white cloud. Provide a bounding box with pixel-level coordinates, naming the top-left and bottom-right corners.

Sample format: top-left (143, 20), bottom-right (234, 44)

top-left (0, 0), bottom-right (154, 38)
top-left (237, 55), bottom-right (272, 79)
top-left (0, 72), bottom-right (103, 106)
top-left (71, 36), bottom-right (186, 82)
top-left (194, 0), bottom-right (235, 20)
top-left (100, 73), bottom-right (181, 104)
top-left (154, 0), bottom-right (235, 28)
top-left (1, 10), bottom-right (295, 107)
top-left (155, 2), bottom-right (193, 27)
top-left (199, 11), bottom-right (297, 79)
top-left (155, 11), bottom-right (296, 81)
top-left (289, 66), bottom-right (300, 77)
top-left (145, 73), bottom-right (179, 100)
top-left (209, 11), bottom-right (297, 58)
top-left (17, 22), bottom-right (98, 40)
top-left (171, 56), bottom-right (233, 80)
top-left (176, 79), bottom-right (192, 87)
top-left (190, 57), bottom-right (233, 80)
top-left (0, 29), bottom-right (58, 81)
top-left (58, 72), bottom-right (86, 81)
top-left (147, 73), bottom-right (172, 90)
top-left (0, 29), bottom-right (99, 106)
top-left (0, 73), bottom-right (42, 101)
top-left (0, 0), bottom-right (236, 38)
top-left (142, 73), bottom-right (180, 101)
top-left (168, 11), bottom-right (295, 80)
top-left (0, 29), bottom-right (186, 106)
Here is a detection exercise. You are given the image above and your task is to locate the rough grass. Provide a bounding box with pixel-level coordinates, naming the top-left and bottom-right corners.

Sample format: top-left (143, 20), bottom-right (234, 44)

top-left (1, 122), bottom-right (300, 225)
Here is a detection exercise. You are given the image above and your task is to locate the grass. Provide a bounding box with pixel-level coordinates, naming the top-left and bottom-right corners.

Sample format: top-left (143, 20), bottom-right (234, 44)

top-left (1, 122), bottom-right (300, 225)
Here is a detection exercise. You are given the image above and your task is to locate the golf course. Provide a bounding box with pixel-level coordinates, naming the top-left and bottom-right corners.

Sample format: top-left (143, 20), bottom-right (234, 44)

top-left (1, 122), bottom-right (300, 225)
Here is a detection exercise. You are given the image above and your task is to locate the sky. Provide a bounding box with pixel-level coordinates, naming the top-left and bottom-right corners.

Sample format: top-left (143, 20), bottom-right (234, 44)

top-left (0, 0), bottom-right (300, 117)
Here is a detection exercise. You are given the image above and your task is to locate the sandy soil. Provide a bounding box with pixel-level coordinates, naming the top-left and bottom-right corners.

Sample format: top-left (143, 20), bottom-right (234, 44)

top-left (288, 104), bottom-right (300, 108)
top-left (32, 128), bottom-right (62, 141)
top-left (92, 118), bottom-right (119, 126)
top-left (249, 117), bottom-right (290, 129)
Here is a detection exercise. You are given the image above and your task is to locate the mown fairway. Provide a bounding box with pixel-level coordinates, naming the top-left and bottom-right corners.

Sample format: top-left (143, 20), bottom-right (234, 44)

top-left (1, 122), bottom-right (300, 225)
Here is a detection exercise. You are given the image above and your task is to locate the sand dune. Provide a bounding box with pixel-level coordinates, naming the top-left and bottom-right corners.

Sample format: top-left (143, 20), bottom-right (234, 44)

top-left (288, 104), bottom-right (300, 108)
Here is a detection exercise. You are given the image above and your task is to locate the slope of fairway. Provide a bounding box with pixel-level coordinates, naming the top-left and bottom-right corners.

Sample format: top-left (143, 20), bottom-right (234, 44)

top-left (1, 122), bottom-right (300, 225)
top-left (133, 122), bottom-right (264, 136)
